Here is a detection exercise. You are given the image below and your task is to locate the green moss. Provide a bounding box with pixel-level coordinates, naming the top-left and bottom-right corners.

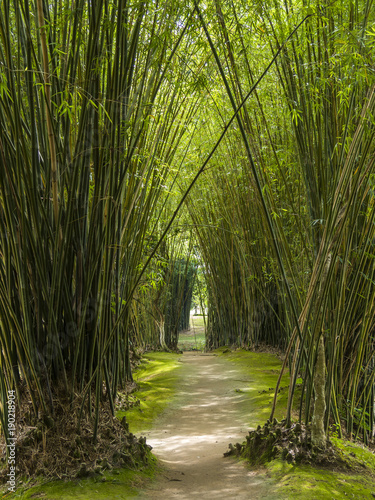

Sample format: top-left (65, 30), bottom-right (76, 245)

top-left (264, 458), bottom-right (375, 499)
top-left (117, 352), bottom-right (182, 434)
top-left (11, 459), bottom-right (160, 499)
top-left (331, 435), bottom-right (375, 470)
top-left (216, 349), bottom-right (375, 499)
top-left (214, 348), bottom-right (291, 426)
top-left (3, 353), bottom-right (181, 500)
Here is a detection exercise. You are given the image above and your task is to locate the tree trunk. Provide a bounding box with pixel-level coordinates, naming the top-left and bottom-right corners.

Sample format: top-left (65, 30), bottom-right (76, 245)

top-left (158, 319), bottom-right (169, 351)
top-left (311, 334), bottom-right (326, 449)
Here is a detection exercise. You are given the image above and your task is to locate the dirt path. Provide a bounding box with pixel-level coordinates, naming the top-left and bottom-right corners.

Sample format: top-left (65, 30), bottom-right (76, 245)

top-left (138, 352), bottom-right (272, 499)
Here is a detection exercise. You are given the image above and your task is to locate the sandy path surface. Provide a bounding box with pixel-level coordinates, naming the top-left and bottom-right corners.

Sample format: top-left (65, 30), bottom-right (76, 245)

top-left (138, 352), bottom-right (270, 499)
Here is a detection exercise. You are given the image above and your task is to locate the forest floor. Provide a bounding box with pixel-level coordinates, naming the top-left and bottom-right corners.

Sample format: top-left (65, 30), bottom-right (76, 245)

top-left (7, 342), bottom-right (375, 498)
top-left (132, 349), bottom-right (375, 499)
top-left (138, 351), bottom-right (273, 499)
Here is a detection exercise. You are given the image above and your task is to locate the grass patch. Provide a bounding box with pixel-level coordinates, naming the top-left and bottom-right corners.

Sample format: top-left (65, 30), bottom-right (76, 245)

top-left (178, 316), bottom-right (206, 351)
top-left (265, 457), bottom-right (375, 499)
top-left (331, 435), bottom-right (375, 470)
top-left (10, 458), bottom-right (159, 499)
top-left (178, 331), bottom-right (205, 351)
top-left (117, 352), bottom-right (182, 435)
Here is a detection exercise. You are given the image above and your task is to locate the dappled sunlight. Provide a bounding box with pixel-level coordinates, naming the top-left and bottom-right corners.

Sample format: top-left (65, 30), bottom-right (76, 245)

top-left (142, 352), bottom-right (271, 499)
top-left (145, 462), bottom-right (267, 500)
top-left (134, 355), bottom-right (183, 382)
top-left (148, 433), bottom-right (234, 459)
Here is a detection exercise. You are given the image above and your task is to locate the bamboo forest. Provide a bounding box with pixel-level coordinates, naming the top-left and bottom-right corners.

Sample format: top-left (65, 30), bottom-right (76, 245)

top-left (2, 0), bottom-right (375, 498)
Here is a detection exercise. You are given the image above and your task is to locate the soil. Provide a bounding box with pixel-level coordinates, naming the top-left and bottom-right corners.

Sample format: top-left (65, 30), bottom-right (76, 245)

top-left (138, 352), bottom-right (271, 499)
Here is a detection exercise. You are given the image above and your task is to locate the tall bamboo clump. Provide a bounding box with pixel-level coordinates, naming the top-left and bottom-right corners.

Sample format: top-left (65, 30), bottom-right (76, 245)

top-left (193, 0), bottom-right (375, 445)
top-left (186, 144), bottom-right (288, 350)
top-left (0, 0), bottom-right (201, 450)
top-left (263, 0), bottom-right (375, 445)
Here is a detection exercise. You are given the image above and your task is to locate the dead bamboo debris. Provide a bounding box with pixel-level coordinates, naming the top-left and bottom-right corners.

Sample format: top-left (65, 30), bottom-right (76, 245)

top-left (0, 396), bottom-right (151, 483)
top-left (225, 419), bottom-right (358, 469)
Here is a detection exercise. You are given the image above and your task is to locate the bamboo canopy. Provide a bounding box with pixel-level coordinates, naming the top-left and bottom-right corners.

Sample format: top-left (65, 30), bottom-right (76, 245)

top-left (1, 0), bottom-right (375, 468)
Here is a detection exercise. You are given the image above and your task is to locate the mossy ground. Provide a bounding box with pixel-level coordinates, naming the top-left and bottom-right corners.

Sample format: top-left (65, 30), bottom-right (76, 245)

top-left (214, 347), bottom-right (292, 425)
top-left (2, 353), bottom-right (182, 499)
top-left (117, 352), bottom-right (183, 435)
top-left (215, 348), bottom-right (375, 499)
top-left (4, 348), bottom-right (375, 498)
top-left (264, 455), bottom-right (375, 499)
top-left (8, 458), bottom-right (159, 499)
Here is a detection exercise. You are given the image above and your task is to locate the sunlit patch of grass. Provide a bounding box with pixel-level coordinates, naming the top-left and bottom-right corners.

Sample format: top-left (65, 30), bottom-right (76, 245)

top-left (178, 315), bottom-right (206, 351)
top-left (178, 331), bottom-right (206, 351)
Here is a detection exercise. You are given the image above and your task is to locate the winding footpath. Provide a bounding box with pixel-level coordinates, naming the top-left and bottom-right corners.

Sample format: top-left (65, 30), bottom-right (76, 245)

top-left (138, 352), bottom-right (271, 499)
